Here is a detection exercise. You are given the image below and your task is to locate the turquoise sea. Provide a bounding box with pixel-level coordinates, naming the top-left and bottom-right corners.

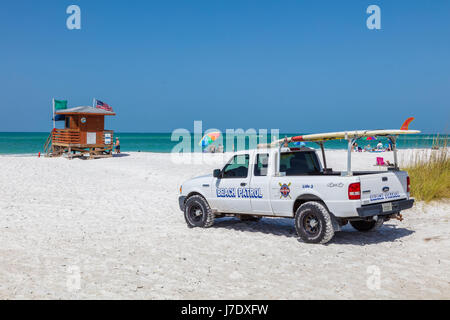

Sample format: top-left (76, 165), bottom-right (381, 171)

top-left (0, 132), bottom-right (447, 155)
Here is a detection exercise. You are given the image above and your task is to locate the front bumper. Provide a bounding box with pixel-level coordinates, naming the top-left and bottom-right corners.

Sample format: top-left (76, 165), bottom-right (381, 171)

top-left (357, 199), bottom-right (414, 217)
top-left (178, 196), bottom-right (186, 212)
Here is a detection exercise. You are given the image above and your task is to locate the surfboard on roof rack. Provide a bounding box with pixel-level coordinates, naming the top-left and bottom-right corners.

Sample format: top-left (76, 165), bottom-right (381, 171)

top-left (257, 117), bottom-right (420, 175)
top-left (258, 129), bottom-right (420, 148)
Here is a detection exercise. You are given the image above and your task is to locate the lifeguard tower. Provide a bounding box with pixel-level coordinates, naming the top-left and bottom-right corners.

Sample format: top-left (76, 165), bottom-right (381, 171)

top-left (43, 106), bottom-right (116, 159)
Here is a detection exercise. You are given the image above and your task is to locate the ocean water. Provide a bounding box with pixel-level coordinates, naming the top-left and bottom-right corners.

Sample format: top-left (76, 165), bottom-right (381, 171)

top-left (0, 132), bottom-right (447, 155)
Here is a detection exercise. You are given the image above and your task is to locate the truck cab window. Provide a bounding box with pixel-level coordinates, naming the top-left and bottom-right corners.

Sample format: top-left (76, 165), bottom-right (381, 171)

top-left (280, 151), bottom-right (321, 176)
top-left (222, 154), bottom-right (249, 178)
top-left (254, 153), bottom-right (269, 176)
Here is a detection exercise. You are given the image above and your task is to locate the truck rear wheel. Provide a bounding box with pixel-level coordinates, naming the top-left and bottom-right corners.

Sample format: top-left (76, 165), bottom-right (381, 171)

top-left (350, 218), bottom-right (383, 232)
top-left (184, 195), bottom-right (215, 228)
top-left (295, 202), bottom-right (334, 244)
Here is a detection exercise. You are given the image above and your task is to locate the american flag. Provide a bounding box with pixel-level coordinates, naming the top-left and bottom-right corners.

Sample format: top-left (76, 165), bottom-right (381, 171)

top-left (95, 99), bottom-right (113, 112)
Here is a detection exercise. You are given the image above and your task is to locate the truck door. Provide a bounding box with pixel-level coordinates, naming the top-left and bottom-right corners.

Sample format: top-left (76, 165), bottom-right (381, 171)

top-left (214, 154), bottom-right (252, 213)
top-left (270, 151), bottom-right (321, 217)
top-left (250, 153), bottom-right (273, 214)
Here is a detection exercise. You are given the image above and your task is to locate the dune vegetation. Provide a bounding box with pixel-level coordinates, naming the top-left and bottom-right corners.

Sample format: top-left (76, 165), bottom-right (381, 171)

top-left (404, 136), bottom-right (449, 202)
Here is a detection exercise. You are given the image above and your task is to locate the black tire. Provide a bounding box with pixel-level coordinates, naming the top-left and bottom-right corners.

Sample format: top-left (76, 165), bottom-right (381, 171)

top-left (184, 195), bottom-right (215, 228)
top-left (295, 202), bottom-right (335, 244)
top-left (238, 215), bottom-right (262, 222)
top-left (350, 218), bottom-right (384, 232)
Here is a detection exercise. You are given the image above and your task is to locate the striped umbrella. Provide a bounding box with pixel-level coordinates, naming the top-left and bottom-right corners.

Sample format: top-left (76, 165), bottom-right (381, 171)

top-left (199, 131), bottom-right (221, 147)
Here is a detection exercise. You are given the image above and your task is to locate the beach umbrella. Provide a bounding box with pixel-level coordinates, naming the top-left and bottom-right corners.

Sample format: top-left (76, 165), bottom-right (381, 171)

top-left (199, 131), bottom-right (221, 147)
top-left (363, 136), bottom-right (377, 141)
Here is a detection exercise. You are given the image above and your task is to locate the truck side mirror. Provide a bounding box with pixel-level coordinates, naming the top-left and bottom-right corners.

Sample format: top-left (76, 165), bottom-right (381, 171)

top-left (213, 169), bottom-right (221, 178)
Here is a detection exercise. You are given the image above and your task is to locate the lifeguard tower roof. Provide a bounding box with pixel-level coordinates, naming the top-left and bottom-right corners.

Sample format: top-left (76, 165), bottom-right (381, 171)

top-left (55, 106), bottom-right (116, 116)
top-left (46, 105), bottom-right (116, 159)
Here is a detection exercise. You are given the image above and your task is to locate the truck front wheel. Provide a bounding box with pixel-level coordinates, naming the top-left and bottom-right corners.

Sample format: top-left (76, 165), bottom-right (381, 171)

top-left (184, 195), bottom-right (215, 228)
top-left (350, 218), bottom-right (383, 232)
top-left (295, 202), bottom-right (335, 244)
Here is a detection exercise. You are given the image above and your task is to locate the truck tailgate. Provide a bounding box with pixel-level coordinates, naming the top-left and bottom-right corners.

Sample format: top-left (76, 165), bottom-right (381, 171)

top-left (360, 171), bottom-right (408, 205)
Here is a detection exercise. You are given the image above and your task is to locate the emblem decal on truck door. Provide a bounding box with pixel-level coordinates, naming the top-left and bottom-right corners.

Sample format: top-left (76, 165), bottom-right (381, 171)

top-left (279, 183), bottom-right (291, 199)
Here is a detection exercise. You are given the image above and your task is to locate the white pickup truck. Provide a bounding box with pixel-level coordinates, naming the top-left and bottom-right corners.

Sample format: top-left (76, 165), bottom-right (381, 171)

top-left (178, 142), bottom-right (414, 244)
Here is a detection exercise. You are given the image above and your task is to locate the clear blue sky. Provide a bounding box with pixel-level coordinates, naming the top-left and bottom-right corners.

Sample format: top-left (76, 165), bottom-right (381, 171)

top-left (0, 0), bottom-right (449, 133)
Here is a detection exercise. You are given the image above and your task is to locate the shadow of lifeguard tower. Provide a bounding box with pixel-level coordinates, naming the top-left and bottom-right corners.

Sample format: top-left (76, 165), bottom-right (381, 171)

top-left (44, 106), bottom-right (116, 159)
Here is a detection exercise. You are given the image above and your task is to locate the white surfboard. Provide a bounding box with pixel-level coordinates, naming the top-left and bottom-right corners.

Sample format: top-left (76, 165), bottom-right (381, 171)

top-left (258, 129), bottom-right (421, 148)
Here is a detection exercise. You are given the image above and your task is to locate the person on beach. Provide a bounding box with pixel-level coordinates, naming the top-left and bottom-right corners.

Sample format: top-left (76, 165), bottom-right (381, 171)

top-left (352, 142), bottom-right (358, 152)
top-left (387, 140), bottom-right (393, 151)
top-left (283, 136), bottom-right (289, 147)
top-left (377, 141), bottom-right (383, 150)
top-left (208, 144), bottom-right (216, 153)
top-left (115, 137), bottom-right (121, 154)
top-left (217, 144), bottom-right (224, 153)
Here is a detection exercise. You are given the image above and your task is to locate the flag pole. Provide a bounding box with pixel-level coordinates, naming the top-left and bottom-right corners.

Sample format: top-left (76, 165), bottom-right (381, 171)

top-left (52, 98), bottom-right (55, 129)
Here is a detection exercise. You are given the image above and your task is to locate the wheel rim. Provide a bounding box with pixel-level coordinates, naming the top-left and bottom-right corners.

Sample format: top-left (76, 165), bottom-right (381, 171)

top-left (302, 212), bottom-right (321, 237)
top-left (188, 204), bottom-right (203, 223)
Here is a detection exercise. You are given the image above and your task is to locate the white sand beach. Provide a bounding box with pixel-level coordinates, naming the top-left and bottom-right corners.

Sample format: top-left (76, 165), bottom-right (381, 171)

top-left (0, 149), bottom-right (449, 299)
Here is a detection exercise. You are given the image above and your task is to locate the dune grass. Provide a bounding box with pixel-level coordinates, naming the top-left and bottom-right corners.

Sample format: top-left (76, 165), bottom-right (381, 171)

top-left (404, 136), bottom-right (449, 202)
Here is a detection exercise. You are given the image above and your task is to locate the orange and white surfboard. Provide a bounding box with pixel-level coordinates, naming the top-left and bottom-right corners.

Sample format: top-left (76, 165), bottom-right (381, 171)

top-left (258, 118), bottom-right (420, 148)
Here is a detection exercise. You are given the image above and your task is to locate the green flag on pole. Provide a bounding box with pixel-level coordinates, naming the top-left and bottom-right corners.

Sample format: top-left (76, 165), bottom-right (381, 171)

top-left (54, 100), bottom-right (68, 110)
top-left (52, 99), bottom-right (68, 127)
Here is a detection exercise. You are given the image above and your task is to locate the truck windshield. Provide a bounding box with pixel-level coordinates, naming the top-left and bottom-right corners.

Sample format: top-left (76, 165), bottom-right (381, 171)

top-left (280, 151), bottom-right (321, 175)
